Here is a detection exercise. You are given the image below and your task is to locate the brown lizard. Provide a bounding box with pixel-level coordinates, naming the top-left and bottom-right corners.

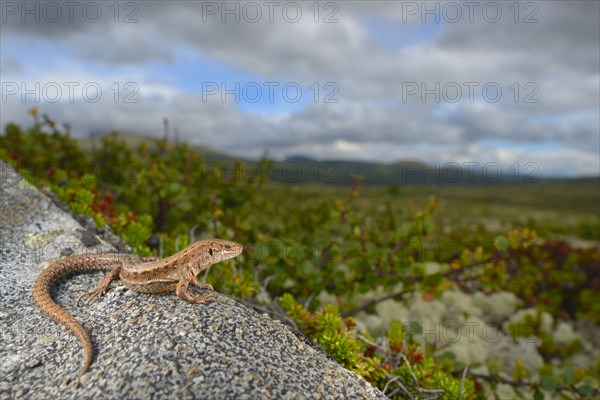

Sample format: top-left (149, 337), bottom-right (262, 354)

top-left (32, 239), bottom-right (243, 376)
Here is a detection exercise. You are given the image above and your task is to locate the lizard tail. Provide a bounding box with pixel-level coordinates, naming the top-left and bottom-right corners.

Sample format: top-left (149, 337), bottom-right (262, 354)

top-left (32, 254), bottom-right (130, 376)
top-left (32, 286), bottom-right (94, 375)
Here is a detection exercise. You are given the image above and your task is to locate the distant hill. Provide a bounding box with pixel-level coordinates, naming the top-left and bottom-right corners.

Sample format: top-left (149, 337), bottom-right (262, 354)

top-left (76, 133), bottom-right (598, 186)
top-left (268, 157), bottom-right (535, 185)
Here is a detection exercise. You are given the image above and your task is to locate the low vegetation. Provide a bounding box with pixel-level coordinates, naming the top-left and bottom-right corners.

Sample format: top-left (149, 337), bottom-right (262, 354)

top-left (2, 110), bottom-right (598, 399)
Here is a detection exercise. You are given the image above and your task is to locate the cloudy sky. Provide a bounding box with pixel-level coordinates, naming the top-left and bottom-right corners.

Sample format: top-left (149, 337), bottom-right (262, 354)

top-left (1, 1), bottom-right (599, 177)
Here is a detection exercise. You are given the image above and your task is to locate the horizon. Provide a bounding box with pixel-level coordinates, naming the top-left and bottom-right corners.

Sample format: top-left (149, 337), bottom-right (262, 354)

top-left (72, 129), bottom-right (600, 181)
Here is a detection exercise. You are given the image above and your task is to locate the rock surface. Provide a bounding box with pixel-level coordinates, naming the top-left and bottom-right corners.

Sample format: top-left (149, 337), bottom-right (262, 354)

top-left (0, 160), bottom-right (387, 400)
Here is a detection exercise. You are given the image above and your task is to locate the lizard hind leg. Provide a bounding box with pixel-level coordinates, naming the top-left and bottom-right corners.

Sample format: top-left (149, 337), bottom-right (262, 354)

top-left (76, 262), bottom-right (122, 306)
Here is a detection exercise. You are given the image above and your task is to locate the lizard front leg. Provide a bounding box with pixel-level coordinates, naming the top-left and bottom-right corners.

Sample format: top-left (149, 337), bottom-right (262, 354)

top-left (190, 275), bottom-right (213, 291)
top-left (77, 261), bottom-right (123, 305)
top-left (175, 270), bottom-right (215, 304)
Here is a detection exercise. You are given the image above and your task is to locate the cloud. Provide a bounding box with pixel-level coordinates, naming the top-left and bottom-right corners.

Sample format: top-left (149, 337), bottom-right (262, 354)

top-left (1, 0), bottom-right (598, 176)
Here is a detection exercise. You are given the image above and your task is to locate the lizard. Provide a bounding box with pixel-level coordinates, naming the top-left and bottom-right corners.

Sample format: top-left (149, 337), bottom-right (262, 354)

top-left (32, 239), bottom-right (243, 377)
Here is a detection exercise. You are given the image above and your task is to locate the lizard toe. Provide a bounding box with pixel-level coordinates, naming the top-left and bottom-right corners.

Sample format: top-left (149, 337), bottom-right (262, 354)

top-left (77, 288), bottom-right (103, 306)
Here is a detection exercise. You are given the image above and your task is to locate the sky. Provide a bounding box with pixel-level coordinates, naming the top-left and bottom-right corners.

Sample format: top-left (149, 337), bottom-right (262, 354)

top-left (1, 1), bottom-right (599, 177)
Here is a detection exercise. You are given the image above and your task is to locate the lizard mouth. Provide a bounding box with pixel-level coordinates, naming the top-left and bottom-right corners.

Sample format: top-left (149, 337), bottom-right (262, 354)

top-left (230, 246), bottom-right (244, 256)
top-left (221, 241), bottom-right (244, 257)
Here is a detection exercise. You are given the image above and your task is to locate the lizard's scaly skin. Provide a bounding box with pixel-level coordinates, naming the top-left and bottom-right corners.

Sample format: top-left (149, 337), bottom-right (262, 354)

top-left (32, 239), bottom-right (243, 376)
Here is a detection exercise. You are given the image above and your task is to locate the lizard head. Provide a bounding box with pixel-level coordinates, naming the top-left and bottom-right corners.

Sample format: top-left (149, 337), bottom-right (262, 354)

top-left (202, 239), bottom-right (244, 263)
top-left (178, 239), bottom-right (244, 276)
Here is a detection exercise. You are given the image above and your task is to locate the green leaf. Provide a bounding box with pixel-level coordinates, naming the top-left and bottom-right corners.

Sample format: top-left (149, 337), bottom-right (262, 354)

top-left (440, 351), bottom-right (456, 361)
top-left (577, 385), bottom-right (592, 396)
top-left (337, 223), bottom-right (352, 237)
top-left (562, 366), bottom-right (575, 383)
top-left (494, 235), bottom-right (509, 251)
top-left (168, 182), bottom-right (182, 194)
top-left (300, 260), bottom-right (315, 275)
top-left (533, 389), bottom-right (544, 400)
top-left (364, 242), bottom-right (377, 254)
top-left (486, 359), bottom-right (501, 376)
top-left (539, 374), bottom-right (557, 391)
top-left (179, 199), bottom-right (192, 212)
